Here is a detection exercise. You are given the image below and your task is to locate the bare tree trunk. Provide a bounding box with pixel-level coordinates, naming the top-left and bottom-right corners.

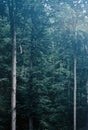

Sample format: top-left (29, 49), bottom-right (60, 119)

top-left (8, 0), bottom-right (17, 130)
top-left (29, 118), bottom-right (33, 130)
top-left (11, 28), bottom-right (16, 130)
top-left (74, 55), bottom-right (77, 130)
top-left (86, 81), bottom-right (88, 130)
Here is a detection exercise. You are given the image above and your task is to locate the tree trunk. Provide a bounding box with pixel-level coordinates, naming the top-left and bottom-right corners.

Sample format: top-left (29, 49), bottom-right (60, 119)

top-left (11, 28), bottom-right (16, 130)
top-left (8, 0), bottom-right (17, 130)
top-left (74, 55), bottom-right (77, 130)
top-left (29, 118), bottom-right (33, 130)
top-left (86, 81), bottom-right (88, 130)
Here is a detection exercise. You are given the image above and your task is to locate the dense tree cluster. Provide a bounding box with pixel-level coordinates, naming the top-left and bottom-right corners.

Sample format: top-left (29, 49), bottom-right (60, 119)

top-left (0, 0), bottom-right (88, 130)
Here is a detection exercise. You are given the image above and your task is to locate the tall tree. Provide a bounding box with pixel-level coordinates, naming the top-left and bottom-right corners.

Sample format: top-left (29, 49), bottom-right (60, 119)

top-left (8, 0), bottom-right (16, 130)
top-left (74, 29), bottom-right (77, 130)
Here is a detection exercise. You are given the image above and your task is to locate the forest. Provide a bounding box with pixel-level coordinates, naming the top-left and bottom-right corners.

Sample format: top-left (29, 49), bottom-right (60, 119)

top-left (0, 0), bottom-right (88, 130)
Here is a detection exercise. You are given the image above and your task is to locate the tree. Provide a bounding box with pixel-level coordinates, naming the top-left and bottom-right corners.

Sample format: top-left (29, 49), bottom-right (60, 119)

top-left (0, 0), bottom-right (88, 130)
top-left (8, 0), bottom-right (16, 130)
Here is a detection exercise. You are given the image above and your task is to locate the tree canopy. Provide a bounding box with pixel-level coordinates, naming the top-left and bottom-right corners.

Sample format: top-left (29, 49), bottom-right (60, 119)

top-left (0, 0), bottom-right (88, 130)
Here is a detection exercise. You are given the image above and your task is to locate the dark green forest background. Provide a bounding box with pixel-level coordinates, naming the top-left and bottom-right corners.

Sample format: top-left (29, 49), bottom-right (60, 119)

top-left (0, 0), bottom-right (88, 130)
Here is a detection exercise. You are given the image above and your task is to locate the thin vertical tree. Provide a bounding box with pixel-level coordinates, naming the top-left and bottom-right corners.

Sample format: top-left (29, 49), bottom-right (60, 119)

top-left (8, 0), bottom-right (16, 130)
top-left (74, 47), bottom-right (77, 130)
top-left (73, 19), bottom-right (77, 130)
top-left (71, 12), bottom-right (77, 130)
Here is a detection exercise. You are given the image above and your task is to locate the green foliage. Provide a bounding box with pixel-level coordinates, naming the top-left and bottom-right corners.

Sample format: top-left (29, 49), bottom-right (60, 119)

top-left (0, 0), bottom-right (88, 130)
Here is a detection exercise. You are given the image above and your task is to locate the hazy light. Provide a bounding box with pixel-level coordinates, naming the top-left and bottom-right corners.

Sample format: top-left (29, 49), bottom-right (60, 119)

top-left (83, 10), bottom-right (86, 13)
top-left (78, 0), bottom-right (82, 4)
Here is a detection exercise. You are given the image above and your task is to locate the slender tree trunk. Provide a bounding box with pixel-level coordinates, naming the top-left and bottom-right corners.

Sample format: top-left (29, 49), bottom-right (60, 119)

top-left (74, 55), bottom-right (77, 130)
top-left (86, 81), bottom-right (88, 130)
top-left (73, 20), bottom-right (77, 130)
top-left (11, 27), bottom-right (16, 130)
top-left (8, 0), bottom-right (17, 130)
top-left (29, 118), bottom-right (33, 130)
